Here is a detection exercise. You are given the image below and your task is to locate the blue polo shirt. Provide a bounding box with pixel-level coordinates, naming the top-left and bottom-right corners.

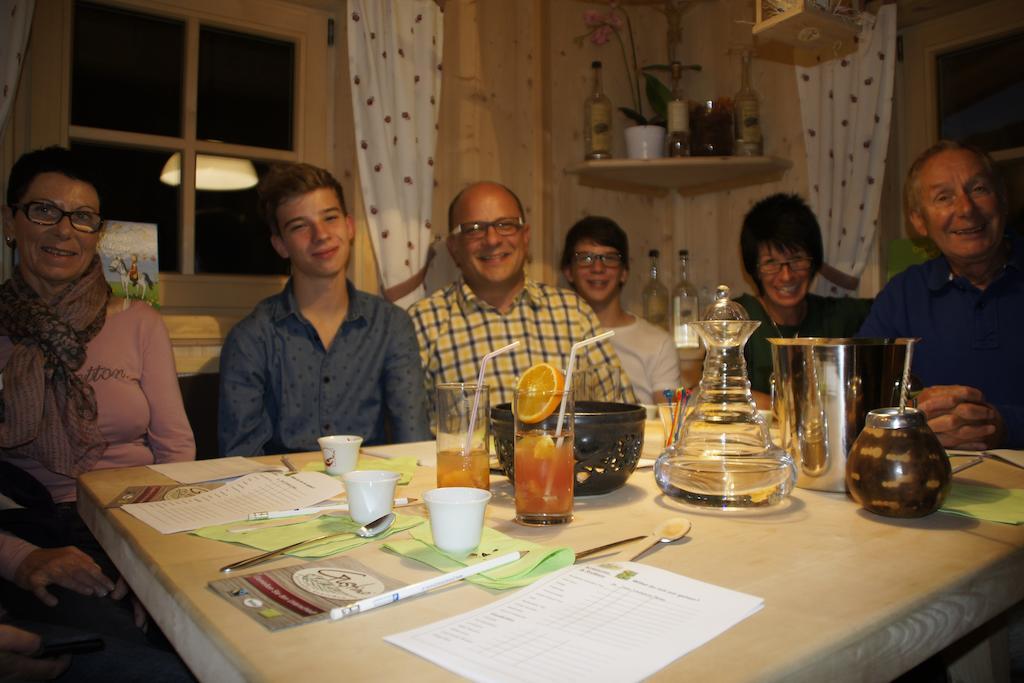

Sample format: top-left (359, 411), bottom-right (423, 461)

top-left (218, 280), bottom-right (431, 455)
top-left (858, 236), bottom-right (1024, 448)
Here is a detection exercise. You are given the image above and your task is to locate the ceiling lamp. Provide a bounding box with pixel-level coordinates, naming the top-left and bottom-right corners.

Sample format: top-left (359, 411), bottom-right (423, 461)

top-left (159, 153), bottom-right (259, 191)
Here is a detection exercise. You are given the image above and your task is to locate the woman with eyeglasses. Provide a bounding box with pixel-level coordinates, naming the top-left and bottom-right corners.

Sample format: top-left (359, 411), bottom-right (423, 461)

top-left (738, 193), bottom-right (873, 408)
top-left (561, 216), bottom-right (680, 405)
top-left (0, 147), bottom-right (195, 676)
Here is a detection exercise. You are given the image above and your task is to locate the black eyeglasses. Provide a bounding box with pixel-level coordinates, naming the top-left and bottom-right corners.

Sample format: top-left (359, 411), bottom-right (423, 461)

top-left (12, 201), bottom-right (104, 234)
top-left (450, 217), bottom-right (524, 240)
top-left (573, 251), bottom-right (624, 268)
top-left (757, 256), bottom-right (813, 275)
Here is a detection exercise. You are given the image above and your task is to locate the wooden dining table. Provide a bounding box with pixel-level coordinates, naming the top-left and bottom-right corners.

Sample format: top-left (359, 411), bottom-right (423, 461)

top-left (76, 440), bottom-right (1024, 683)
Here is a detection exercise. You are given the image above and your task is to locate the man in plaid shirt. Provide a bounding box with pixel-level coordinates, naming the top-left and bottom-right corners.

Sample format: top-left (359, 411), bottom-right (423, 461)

top-left (409, 181), bottom-right (632, 423)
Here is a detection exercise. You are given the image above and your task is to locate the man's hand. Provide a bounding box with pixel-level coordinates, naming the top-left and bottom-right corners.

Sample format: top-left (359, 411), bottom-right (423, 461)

top-left (0, 625), bottom-right (69, 681)
top-left (916, 385), bottom-right (1006, 450)
top-left (13, 547), bottom-right (116, 608)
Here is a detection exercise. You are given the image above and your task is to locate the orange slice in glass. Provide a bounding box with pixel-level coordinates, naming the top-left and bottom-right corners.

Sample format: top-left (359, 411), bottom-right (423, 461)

top-left (516, 363), bottom-right (565, 423)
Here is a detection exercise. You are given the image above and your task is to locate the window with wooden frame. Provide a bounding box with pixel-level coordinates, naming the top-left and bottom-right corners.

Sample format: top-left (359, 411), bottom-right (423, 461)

top-left (9, 0), bottom-right (334, 315)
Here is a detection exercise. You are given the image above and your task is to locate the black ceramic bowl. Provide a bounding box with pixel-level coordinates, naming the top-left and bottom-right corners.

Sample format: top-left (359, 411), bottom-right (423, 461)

top-left (490, 401), bottom-right (646, 496)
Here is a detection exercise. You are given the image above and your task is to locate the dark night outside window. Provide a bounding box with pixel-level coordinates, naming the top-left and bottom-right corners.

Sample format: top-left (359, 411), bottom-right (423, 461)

top-left (69, 142), bottom-right (181, 272)
top-left (937, 31), bottom-right (1024, 152)
top-left (70, 1), bottom-right (297, 275)
top-left (72, 2), bottom-right (184, 137)
top-left (198, 27), bottom-right (294, 150)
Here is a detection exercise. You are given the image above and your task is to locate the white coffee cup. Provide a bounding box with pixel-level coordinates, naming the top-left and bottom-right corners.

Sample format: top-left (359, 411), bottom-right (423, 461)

top-left (423, 487), bottom-right (492, 556)
top-left (341, 470), bottom-right (400, 525)
top-left (318, 435), bottom-right (362, 476)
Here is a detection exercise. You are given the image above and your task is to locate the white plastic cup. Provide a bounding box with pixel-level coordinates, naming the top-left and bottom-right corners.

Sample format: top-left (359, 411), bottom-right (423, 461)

top-left (318, 435), bottom-right (362, 476)
top-left (624, 125), bottom-right (666, 159)
top-left (341, 470), bottom-right (400, 525)
top-left (423, 487), bottom-right (492, 556)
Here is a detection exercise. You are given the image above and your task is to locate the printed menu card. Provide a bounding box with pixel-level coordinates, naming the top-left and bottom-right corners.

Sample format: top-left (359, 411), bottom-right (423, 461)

top-left (210, 557), bottom-right (401, 631)
top-left (121, 472), bottom-right (342, 534)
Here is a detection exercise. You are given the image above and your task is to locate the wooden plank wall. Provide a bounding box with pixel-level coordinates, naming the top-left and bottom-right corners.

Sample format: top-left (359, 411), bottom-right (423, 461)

top-left (427, 0), bottom-right (811, 313)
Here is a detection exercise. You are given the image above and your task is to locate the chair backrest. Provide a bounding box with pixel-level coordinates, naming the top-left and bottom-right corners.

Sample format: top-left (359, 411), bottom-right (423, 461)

top-left (887, 237), bottom-right (939, 282)
top-left (177, 372), bottom-right (220, 460)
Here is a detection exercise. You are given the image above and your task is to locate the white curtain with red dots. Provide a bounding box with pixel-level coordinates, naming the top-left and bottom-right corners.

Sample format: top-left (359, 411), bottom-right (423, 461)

top-left (795, 4), bottom-right (897, 297)
top-left (0, 0), bottom-right (33, 137)
top-left (348, 0), bottom-right (443, 308)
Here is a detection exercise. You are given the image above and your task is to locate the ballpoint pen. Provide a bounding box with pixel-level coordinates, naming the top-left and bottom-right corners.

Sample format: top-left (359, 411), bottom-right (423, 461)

top-left (330, 551), bottom-right (527, 620)
top-left (246, 498), bottom-right (416, 521)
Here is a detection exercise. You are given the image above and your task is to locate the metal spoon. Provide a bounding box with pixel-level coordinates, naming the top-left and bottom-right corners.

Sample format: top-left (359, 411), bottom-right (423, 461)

top-left (629, 517), bottom-right (692, 561)
top-left (219, 512), bottom-right (396, 573)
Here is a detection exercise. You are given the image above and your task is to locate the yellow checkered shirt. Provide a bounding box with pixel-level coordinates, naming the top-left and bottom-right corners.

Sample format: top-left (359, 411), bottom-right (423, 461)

top-left (408, 279), bottom-right (634, 424)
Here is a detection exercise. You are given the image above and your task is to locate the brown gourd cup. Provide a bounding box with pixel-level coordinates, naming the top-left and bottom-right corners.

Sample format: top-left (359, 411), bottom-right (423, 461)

top-left (845, 407), bottom-right (951, 518)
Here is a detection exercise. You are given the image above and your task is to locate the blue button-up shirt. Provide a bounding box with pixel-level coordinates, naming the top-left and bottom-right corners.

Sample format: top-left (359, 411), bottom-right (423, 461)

top-left (858, 236), bottom-right (1024, 447)
top-left (218, 280), bottom-right (431, 455)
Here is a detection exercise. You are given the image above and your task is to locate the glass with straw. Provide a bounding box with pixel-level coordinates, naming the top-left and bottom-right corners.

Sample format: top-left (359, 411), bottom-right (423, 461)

top-left (436, 383), bottom-right (491, 489)
top-left (514, 386), bottom-right (574, 525)
top-left (513, 332), bottom-right (614, 526)
top-left (436, 341), bottom-right (520, 490)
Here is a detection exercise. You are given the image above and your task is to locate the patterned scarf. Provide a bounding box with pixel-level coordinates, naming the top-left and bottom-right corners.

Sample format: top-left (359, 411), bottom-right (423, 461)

top-left (0, 257), bottom-right (111, 476)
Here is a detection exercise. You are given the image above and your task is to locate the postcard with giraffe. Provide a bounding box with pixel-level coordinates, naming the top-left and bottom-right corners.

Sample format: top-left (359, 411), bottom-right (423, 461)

top-left (98, 221), bottom-right (160, 307)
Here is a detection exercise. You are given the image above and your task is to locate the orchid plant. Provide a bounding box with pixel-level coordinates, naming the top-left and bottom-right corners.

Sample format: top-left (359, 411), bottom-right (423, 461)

top-left (575, 2), bottom-right (700, 127)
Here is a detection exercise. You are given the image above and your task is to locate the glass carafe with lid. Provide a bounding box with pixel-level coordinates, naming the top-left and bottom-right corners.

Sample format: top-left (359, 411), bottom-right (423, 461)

top-left (655, 285), bottom-right (795, 508)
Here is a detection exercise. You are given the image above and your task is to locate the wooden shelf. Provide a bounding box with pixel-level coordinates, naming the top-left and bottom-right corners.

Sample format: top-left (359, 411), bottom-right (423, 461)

top-left (753, 2), bottom-right (860, 55)
top-left (565, 156), bottom-right (793, 197)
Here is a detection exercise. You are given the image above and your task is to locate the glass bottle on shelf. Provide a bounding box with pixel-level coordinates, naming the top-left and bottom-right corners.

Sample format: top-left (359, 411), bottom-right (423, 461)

top-left (671, 249), bottom-right (699, 350)
top-left (584, 60), bottom-right (613, 160)
top-left (666, 62), bottom-right (690, 157)
top-left (733, 50), bottom-right (763, 156)
top-left (642, 249), bottom-right (669, 331)
top-left (691, 99), bottom-right (733, 156)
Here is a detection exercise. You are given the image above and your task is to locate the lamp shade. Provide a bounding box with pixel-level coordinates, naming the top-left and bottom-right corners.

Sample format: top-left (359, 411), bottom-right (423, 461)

top-left (160, 153), bottom-right (259, 191)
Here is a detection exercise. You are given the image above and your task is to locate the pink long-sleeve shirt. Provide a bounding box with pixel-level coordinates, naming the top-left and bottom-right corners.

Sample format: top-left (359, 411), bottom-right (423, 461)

top-left (0, 532), bottom-right (35, 583)
top-left (0, 301), bottom-right (195, 503)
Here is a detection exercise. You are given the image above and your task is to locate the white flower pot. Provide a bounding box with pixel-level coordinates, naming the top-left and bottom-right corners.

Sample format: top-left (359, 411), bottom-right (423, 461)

top-left (624, 125), bottom-right (666, 159)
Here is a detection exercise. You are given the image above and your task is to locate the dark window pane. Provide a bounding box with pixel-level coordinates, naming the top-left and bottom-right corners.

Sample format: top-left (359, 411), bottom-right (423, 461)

top-left (72, 2), bottom-right (184, 137)
top-left (194, 158), bottom-right (288, 275)
top-left (69, 142), bottom-right (181, 272)
top-left (198, 27), bottom-right (294, 150)
top-left (937, 32), bottom-right (1024, 152)
top-left (998, 157), bottom-right (1024, 237)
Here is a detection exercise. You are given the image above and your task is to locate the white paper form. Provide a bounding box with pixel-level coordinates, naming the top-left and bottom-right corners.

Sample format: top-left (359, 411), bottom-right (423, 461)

top-left (386, 562), bottom-right (763, 683)
top-left (148, 457), bottom-right (283, 484)
top-left (121, 472), bottom-right (343, 534)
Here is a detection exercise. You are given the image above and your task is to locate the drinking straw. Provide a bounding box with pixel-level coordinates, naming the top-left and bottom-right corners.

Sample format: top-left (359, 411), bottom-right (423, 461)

top-left (673, 389), bottom-right (692, 445)
top-left (897, 338), bottom-right (916, 414)
top-left (464, 340), bottom-right (520, 455)
top-left (665, 389), bottom-right (682, 447)
top-left (660, 389), bottom-right (675, 447)
top-left (554, 330), bottom-right (615, 445)
top-left (667, 388), bottom-right (690, 447)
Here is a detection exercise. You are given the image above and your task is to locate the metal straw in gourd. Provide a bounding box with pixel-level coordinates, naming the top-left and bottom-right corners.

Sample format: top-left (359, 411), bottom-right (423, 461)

top-left (898, 338), bottom-right (916, 414)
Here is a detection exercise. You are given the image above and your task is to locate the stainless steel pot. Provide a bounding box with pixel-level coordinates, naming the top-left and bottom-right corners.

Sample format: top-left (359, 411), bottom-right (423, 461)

top-left (769, 338), bottom-right (913, 492)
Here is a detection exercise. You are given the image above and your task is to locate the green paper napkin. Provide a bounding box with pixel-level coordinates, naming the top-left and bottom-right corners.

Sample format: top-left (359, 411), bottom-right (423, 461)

top-left (194, 513), bottom-right (424, 558)
top-left (383, 526), bottom-right (574, 589)
top-left (302, 456), bottom-right (418, 485)
top-left (940, 483), bottom-right (1024, 525)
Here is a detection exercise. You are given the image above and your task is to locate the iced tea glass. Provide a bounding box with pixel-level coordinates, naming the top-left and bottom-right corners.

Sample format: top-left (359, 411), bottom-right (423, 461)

top-left (513, 389), bottom-right (574, 525)
top-left (436, 383), bottom-right (490, 490)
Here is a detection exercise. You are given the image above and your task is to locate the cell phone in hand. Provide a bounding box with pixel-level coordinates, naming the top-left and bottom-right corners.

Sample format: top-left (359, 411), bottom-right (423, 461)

top-left (35, 635), bottom-right (105, 658)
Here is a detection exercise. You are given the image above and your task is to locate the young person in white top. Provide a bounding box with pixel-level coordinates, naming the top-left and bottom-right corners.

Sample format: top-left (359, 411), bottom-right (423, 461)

top-left (561, 216), bottom-right (680, 405)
